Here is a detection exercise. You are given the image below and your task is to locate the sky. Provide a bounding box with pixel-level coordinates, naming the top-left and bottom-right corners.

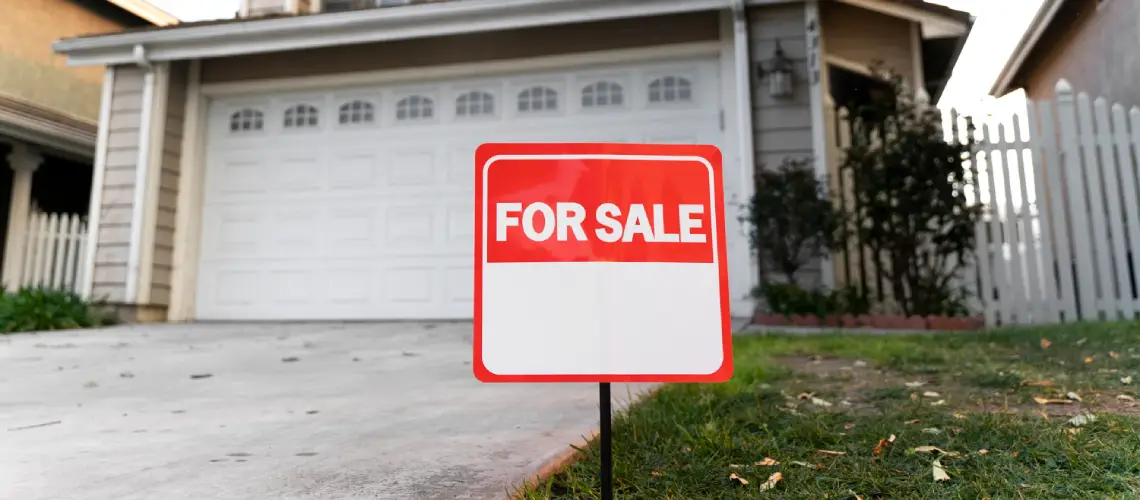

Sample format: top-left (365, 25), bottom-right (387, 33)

top-left (146, 0), bottom-right (1045, 110)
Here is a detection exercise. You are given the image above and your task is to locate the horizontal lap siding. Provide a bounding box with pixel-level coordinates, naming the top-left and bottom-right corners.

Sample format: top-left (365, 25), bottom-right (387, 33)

top-left (94, 65), bottom-right (145, 302)
top-left (748, 4), bottom-right (820, 288)
top-left (821, 2), bottom-right (915, 86)
top-left (150, 61), bottom-right (189, 307)
top-left (201, 12), bottom-right (721, 83)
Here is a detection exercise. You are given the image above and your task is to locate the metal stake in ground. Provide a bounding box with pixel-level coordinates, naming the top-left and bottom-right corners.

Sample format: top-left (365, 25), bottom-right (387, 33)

top-left (599, 382), bottom-right (613, 500)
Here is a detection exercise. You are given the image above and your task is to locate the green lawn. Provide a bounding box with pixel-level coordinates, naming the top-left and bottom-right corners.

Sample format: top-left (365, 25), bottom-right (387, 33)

top-left (522, 322), bottom-right (1140, 499)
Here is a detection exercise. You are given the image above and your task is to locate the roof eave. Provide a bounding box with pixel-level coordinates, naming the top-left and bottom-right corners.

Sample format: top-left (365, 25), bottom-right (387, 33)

top-left (55, 0), bottom-right (731, 67)
top-left (989, 0), bottom-right (1066, 97)
top-left (107, 0), bottom-right (180, 26)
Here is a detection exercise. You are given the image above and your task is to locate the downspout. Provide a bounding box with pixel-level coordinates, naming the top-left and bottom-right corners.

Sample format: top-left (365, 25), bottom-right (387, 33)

top-left (730, 0), bottom-right (761, 292)
top-left (125, 44), bottom-right (154, 303)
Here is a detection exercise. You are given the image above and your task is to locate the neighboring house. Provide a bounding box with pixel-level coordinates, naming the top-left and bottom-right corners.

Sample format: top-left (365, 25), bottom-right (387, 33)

top-left (52, 0), bottom-right (970, 323)
top-left (0, 0), bottom-right (175, 291)
top-left (990, 0), bottom-right (1135, 100)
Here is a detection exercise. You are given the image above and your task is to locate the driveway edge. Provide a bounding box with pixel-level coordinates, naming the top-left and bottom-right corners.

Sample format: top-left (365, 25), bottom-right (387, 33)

top-left (508, 384), bottom-right (662, 498)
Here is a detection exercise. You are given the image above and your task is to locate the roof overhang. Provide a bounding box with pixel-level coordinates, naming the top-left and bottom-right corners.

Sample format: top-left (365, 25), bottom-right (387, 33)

top-left (989, 0), bottom-right (1065, 97)
top-left (834, 0), bottom-right (971, 38)
top-left (0, 97), bottom-right (97, 160)
top-left (55, 0), bottom-right (739, 67)
top-left (107, 0), bottom-right (179, 26)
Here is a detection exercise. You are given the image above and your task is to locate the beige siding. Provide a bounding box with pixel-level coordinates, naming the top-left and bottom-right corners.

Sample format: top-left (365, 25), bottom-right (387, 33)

top-left (149, 62), bottom-right (189, 307)
top-left (1021, 0), bottom-right (1137, 102)
top-left (747, 4), bottom-right (820, 288)
top-left (93, 65), bottom-right (146, 302)
top-left (821, 1), bottom-right (916, 87)
top-left (201, 13), bottom-right (721, 83)
top-left (0, 0), bottom-right (131, 121)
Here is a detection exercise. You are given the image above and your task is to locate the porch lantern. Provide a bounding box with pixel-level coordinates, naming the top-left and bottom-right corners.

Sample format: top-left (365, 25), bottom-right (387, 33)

top-left (758, 40), bottom-right (794, 99)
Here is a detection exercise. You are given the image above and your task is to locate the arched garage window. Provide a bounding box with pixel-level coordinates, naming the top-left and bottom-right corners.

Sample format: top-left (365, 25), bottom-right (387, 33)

top-left (581, 81), bottom-right (624, 108)
top-left (648, 76), bottom-right (693, 104)
top-left (338, 100), bottom-right (375, 125)
top-left (517, 86), bottom-right (558, 113)
top-left (396, 95), bottom-right (434, 121)
top-left (455, 91), bottom-right (495, 118)
top-left (284, 104), bottom-right (320, 128)
top-left (229, 108), bottom-right (264, 132)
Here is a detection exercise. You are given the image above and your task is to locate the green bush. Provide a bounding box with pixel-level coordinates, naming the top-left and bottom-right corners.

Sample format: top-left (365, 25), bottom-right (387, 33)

top-left (755, 282), bottom-right (872, 318)
top-left (0, 288), bottom-right (111, 333)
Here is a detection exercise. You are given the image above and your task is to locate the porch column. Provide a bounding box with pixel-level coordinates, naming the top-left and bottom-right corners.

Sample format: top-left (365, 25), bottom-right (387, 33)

top-left (3, 143), bottom-right (42, 292)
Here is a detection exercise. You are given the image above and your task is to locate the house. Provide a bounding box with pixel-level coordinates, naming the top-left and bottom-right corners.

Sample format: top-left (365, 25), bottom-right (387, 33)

top-left (990, 0), bottom-right (1135, 100)
top-left (1, 0), bottom-right (176, 292)
top-left (52, 0), bottom-right (970, 323)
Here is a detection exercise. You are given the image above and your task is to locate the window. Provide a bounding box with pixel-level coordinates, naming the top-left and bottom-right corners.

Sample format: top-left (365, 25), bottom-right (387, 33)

top-left (284, 104), bottom-right (319, 128)
top-left (396, 95), bottom-right (434, 121)
top-left (648, 76), bottom-right (693, 103)
top-left (581, 81), bottom-right (624, 108)
top-left (455, 91), bottom-right (495, 118)
top-left (338, 100), bottom-right (375, 125)
top-left (229, 108), bottom-right (264, 132)
top-left (517, 86), bottom-right (558, 113)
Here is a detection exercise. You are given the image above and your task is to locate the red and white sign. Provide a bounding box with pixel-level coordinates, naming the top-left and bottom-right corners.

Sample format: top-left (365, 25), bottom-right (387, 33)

top-left (474, 143), bottom-right (732, 383)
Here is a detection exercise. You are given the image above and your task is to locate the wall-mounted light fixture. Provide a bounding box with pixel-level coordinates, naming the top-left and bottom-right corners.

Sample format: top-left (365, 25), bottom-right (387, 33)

top-left (757, 40), bottom-right (794, 99)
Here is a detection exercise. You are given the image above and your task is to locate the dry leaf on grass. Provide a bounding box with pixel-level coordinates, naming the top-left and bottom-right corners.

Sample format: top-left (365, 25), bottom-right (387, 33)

top-left (977, 449), bottom-right (989, 455)
top-left (651, 471), bottom-right (663, 477)
top-left (1110, 351), bottom-right (1121, 359)
top-left (932, 459), bottom-right (951, 482)
top-left (844, 423), bottom-right (856, 430)
top-left (1116, 394), bottom-right (1135, 402)
top-left (1022, 380), bottom-right (1055, 387)
top-left (729, 464), bottom-right (743, 468)
top-left (797, 392), bottom-right (813, 400)
top-left (922, 428), bottom-right (942, 435)
top-left (1066, 392), bottom-right (1083, 402)
top-left (1085, 356), bottom-right (1095, 365)
top-left (1033, 396), bottom-right (1074, 405)
top-left (728, 473), bottom-right (749, 485)
top-left (1075, 337), bottom-right (1088, 346)
top-left (817, 449), bottom-right (847, 456)
top-left (854, 360), bottom-right (868, 367)
top-left (911, 393), bottom-right (919, 400)
top-left (872, 434), bottom-right (897, 457)
top-left (1066, 428), bottom-right (1081, 436)
top-left (1122, 376), bottom-right (1134, 385)
top-left (758, 472), bottom-right (783, 492)
top-left (923, 391), bottom-right (941, 398)
top-left (953, 412), bottom-right (969, 420)
top-left (755, 457), bottom-right (779, 466)
top-left (930, 400), bottom-right (948, 406)
top-left (905, 381), bottom-right (926, 388)
top-left (1040, 338), bottom-right (1052, 349)
top-left (789, 460), bottom-right (817, 469)
top-left (904, 419), bottom-right (921, 425)
top-left (1068, 413), bottom-right (1097, 427)
top-left (1011, 451), bottom-right (1020, 457)
top-left (914, 446), bottom-right (961, 457)
top-left (811, 397), bottom-right (833, 407)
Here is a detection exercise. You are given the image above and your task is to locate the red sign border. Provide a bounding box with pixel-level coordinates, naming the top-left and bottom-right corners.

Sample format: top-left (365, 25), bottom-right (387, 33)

top-left (473, 143), bottom-right (733, 383)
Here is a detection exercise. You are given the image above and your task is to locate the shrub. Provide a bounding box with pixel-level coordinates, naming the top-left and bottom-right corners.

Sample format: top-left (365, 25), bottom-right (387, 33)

top-left (745, 157), bottom-right (843, 287)
top-left (755, 283), bottom-right (872, 318)
top-left (838, 73), bottom-right (983, 317)
top-left (0, 288), bottom-right (111, 334)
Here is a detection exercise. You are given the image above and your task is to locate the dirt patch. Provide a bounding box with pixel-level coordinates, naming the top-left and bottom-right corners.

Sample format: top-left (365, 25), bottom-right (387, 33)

top-left (772, 355), bottom-right (1140, 418)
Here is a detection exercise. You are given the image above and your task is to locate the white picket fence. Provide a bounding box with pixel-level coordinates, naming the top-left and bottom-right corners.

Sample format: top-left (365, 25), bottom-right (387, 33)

top-left (826, 79), bottom-right (1140, 326)
top-left (15, 211), bottom-right (88, 293)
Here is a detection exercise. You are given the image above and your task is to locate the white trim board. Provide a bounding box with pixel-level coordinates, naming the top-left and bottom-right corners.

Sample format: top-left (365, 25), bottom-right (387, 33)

top-left (200, 42), bottom-right (723, 96)
top-left (832, 0), bottom-right (969, 39)
top-left (56, 0), bottom-right (731, 67)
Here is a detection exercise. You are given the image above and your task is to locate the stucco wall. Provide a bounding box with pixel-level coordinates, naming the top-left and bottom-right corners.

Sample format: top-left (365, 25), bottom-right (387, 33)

top-left (0, 0), bottom-right (128, 122)
top-left (201, 13), bottom-right (721, 83)
top-left (1021, 0), bottom-right (1139, 103)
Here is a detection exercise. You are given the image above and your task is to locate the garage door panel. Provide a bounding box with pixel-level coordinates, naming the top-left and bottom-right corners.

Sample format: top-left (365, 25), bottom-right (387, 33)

top-left (197, 57), bottom-right (722, 320)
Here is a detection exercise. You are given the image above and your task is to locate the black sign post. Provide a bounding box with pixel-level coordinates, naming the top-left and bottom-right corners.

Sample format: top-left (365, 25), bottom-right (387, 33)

top-left (599, 382), bottom-right (613, 500)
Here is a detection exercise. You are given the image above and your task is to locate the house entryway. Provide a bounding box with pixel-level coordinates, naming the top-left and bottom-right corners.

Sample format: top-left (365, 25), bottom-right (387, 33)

top-left (0, 142), bottom-right (92, 293)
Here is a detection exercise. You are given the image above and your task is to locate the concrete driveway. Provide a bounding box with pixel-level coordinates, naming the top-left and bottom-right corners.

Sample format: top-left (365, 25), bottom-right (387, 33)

top-left (0, 323), bottom-right (653, 500)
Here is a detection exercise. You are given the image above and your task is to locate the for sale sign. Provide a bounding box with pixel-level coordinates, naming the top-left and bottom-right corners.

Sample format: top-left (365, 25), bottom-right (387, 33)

top-left (474, 143), bottom-right (732, 383)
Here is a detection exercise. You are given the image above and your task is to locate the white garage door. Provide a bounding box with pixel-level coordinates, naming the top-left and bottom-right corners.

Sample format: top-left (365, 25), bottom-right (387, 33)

top-left (197, 57), bottom-right (724, 320)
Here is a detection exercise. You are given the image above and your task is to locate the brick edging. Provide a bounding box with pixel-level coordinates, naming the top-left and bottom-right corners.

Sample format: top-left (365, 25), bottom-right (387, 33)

top-left (752, 313), bottom-right (985, 331)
